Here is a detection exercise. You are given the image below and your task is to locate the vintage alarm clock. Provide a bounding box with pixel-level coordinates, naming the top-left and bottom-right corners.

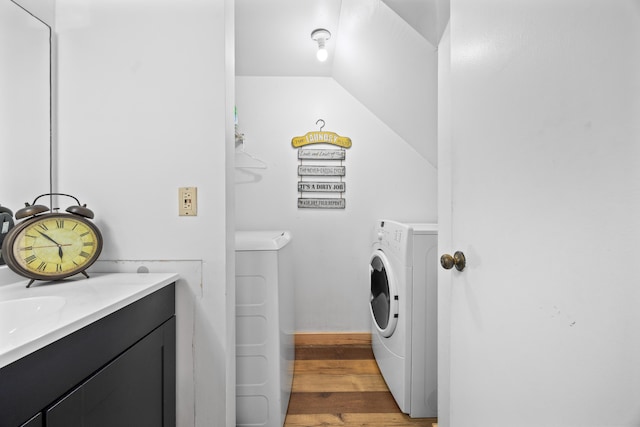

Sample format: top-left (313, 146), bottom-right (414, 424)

top-left (0, 193), bottom-right (103, 288)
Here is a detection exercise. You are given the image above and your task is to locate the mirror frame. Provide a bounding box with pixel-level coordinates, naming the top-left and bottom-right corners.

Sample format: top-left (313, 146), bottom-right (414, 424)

top-left (1, 1), bottom-right (56, 270)
top-left (10, 0), bottom-right (57, 209)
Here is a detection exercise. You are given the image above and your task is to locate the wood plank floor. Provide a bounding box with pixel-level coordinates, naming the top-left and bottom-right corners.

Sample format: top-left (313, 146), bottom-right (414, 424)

top-left (284, 333), bottom-right (438, 427)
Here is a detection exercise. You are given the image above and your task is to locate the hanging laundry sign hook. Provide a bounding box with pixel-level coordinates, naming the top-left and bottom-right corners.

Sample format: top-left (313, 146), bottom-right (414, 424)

top-left (291, 120), bottom-right (352, 148)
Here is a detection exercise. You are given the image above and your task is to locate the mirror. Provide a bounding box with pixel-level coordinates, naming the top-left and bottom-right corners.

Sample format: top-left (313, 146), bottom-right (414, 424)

top-left (0, 1), bottom-right (51, 215)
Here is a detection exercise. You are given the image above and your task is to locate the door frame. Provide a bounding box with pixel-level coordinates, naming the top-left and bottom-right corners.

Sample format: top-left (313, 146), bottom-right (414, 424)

top-left (436, 22), bottom-right (452, 427)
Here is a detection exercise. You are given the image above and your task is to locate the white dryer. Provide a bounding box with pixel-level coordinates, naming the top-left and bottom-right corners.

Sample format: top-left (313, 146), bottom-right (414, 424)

top-left (370, 219), bottom-right (438, 418)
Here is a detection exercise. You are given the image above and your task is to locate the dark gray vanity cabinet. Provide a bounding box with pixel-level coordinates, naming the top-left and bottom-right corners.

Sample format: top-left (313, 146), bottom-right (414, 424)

top-left (1, 283), bottom-right (176, 427)
top-left (45, 318), bottom-right (174, 426)
top-left (18, 414), bottom-right (42, 427)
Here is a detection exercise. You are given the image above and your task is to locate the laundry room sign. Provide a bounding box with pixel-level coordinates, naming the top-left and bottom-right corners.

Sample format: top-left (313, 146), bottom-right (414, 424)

top-left (292, 120), bottom-right (351, 209)
top-left (292, 132), bottom-right (352, 149)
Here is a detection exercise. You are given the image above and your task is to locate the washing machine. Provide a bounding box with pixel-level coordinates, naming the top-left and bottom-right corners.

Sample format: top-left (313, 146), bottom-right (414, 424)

top-left (370, 219), bottom-right (438, 418)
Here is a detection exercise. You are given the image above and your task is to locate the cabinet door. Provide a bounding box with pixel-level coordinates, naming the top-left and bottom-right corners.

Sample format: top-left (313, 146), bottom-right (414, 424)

top-left (19, 413), bottom-right (42, 427)
top-left (46, 318), bottom-right (175, 427)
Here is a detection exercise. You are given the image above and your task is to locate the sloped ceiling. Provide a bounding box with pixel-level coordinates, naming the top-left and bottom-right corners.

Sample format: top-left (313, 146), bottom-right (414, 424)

top-left (235, 0), bottom-right (449, 77)
top-left (10, 0), bottom-right (55, 26)
top-left (235, 0), bottom-right (342, 77)
top-left (235, 0), bottom-right (449, 167)
top-left (383, 0), bottom-right (449, 47)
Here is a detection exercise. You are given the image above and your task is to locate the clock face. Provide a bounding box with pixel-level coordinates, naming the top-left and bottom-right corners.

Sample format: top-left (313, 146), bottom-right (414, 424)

top-left (4, 213), bottom-right (102, 280)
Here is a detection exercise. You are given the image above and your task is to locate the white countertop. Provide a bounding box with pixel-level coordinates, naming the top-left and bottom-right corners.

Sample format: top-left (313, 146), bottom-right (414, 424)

top-left (0, 272), bottom-right (179, 369)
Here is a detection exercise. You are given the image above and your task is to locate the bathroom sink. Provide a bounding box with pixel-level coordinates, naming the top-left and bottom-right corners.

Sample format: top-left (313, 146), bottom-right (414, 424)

top-left (0, 296), bottom-right (66, 351)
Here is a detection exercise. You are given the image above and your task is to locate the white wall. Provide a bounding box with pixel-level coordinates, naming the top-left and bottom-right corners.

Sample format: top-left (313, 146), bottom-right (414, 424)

top-left (54, 0), bottom-right (233, 426)
top-left (235, 76), bottom-right (437, 332)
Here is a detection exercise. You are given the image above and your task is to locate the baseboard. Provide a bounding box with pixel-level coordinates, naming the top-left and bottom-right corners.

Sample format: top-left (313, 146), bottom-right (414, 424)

top-left (295, 332), bottom-right (371, 346)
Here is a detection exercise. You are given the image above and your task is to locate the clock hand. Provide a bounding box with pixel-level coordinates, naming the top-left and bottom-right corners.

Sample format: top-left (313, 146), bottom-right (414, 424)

top-left (21, 244), bottom-right (72, 249)
top-left (37, 230), bottom-right (63, 246)
top-left (36, 230), bottom-right (65, 261)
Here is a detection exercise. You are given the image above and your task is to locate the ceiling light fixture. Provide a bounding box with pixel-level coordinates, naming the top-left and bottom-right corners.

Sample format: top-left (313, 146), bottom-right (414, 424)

top-left (311, 28), bottom-right (331, 62)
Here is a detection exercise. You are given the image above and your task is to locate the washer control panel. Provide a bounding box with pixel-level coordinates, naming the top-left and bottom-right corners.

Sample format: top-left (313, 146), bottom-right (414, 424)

top-left (375, 220), bottom-right (408, 258)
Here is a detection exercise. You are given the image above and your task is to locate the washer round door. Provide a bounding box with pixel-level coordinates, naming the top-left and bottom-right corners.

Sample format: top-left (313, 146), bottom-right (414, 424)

top-left (370, 249), bottom-right (399, 337)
